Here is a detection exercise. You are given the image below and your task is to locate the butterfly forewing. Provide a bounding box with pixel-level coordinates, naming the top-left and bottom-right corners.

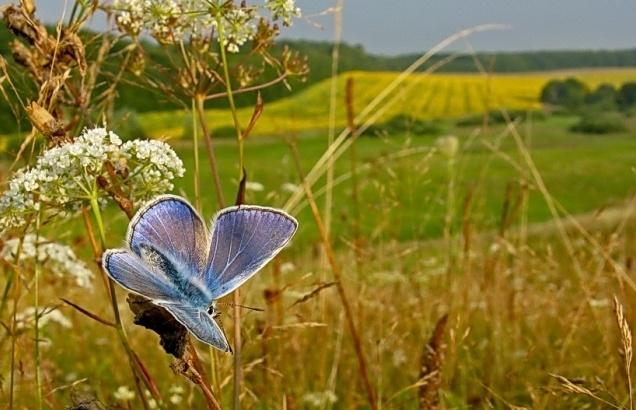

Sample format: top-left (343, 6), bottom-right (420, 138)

top-left (127, 195), bottom-right (208, 276)
top-left (204, 206), bottom-right (298, 300)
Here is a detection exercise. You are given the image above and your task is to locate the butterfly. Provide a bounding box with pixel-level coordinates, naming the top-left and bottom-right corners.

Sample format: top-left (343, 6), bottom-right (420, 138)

top-left (102, 195), bottom-right (298, 352)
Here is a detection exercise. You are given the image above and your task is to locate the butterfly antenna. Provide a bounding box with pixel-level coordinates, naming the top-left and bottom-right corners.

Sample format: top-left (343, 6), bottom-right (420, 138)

top-left (217, 302), bottom-right (264, 312)
top-left (213, 315), bottom-right (233, 354)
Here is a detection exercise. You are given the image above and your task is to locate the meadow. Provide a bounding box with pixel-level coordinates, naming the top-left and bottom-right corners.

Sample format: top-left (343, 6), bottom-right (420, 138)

top-left (3, 2), bottom-right (636, 409)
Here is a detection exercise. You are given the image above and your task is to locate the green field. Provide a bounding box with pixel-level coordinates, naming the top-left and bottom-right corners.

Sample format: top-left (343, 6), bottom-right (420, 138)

top-left (141, 115), bottom-right (636, 249)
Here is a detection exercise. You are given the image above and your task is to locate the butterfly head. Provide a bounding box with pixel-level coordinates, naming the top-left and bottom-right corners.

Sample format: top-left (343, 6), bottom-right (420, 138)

top-left (207, 300), bottom-right (219, 318)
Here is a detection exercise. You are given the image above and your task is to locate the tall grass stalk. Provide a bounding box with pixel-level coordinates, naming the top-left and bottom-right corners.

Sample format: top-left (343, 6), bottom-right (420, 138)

top-left (324, 0), bottom-right (343, 239)
top-left (443, 154), bottom-right (456, 277)
top-left (192, 98), bottom-right (201, 211)
top-left (195, 95), bottom-right (226, 209)
top-left (282, 32), bottom-right (491, 212)
top-left (288, 138), bottom-right (378, 410)
top-left (216, 10), bottom-right (244, 409)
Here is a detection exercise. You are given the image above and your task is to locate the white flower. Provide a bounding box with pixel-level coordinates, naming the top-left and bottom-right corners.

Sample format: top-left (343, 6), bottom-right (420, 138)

top-left (436, 135), bottom-right (459, 159)
top-left (114, 386), bottom-right (136, 402)
top-left (281, 182), bottom-right (298, 193)
top-left (218, 7), bottom-right (257, 53)
top-left (0, 127), bottom-right (185, 234)
top-left (16, 307), bottom-right (72, 329)
top-left (169, 394), bottom-right (183, 405)
top-left (280, 261), bottom-right (295, 273)
top-left (111, 0), bottom-right (300, 51)
top-left (169, 384), bottom-right (185, 403)
top-left (245, 181), bottom-right (265, 192)
top-left (265, 0), bottom-right (301, 26)
top-left (1, 235), bottom-right (94, 288)
top-left (302, 391), bottom-right (337, 408)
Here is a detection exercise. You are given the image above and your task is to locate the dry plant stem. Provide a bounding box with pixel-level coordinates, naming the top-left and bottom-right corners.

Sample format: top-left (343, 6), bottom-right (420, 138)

top-left (203, 72), bottom-right (289, 101)
top-left (289, 139), bottom-right (378, 410)
top-left (195, 94), bottom-right (226, 208)
top-left (186, 340), bottom-right (222, 410)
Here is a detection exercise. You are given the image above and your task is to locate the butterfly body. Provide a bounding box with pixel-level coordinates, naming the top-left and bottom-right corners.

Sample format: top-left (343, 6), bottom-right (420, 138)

top-left (103, 195), bottom-right (297, 352)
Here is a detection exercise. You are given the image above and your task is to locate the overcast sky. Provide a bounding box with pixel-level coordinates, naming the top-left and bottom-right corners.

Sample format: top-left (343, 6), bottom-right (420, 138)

top-left (34, 0), bottom-right (636, 55)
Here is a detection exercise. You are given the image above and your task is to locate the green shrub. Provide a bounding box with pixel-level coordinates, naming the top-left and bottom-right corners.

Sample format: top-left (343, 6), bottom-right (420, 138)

top-left (585, 83), bottom-right (617, 111)
top-left (540, 77), bottom-right (588, 110)
top-left (617, 82), bottom-right (636, 110)
top-left (570, 112), bottom-right (627, 134)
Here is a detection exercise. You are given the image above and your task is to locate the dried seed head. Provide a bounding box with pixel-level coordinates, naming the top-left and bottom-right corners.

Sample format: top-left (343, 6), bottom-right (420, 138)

top-left (25, 101), bottom-right (65, 138)
top-left (614, 296), bottom-right (633, 371)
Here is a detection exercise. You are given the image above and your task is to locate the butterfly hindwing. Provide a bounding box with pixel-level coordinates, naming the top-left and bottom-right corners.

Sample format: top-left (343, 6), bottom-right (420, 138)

top-left (102, 249), bottom-right (180, 302)
top-left (157, 302), bottom-right (230, 352)
top-left (128, 195), bottom-right (208, 276)
top-left (204, 206), bottom-right (298, 300)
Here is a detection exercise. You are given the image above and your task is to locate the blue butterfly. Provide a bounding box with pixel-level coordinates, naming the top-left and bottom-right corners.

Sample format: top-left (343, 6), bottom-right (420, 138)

top-left (102, 195), bottom-right (298, 352)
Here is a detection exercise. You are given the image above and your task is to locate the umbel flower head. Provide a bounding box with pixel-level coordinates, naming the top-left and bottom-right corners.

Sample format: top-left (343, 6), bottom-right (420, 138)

top-left (1, 234), bottom-right (94, 288)
top-left (111, 0), bottom-right (301, 51)
top-left (0, 127), bottom-right (185, 234)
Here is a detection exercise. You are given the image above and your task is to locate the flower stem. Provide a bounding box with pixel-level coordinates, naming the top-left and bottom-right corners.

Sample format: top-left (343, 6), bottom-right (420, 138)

top-left (88, 194), bottom-right (153, 410)
top-left (192, 97), bottom-right (201, 211)
top-left (34, 211), bottom-right (43, 410)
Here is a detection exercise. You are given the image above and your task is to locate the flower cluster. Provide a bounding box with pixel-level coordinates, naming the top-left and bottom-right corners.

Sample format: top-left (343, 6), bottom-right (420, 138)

top-left (1, 234), bottom-right (94, 288)
top-left (265, 0), bottom-right (301, 26)
top-left (113, 386), bottom-right (136, 402)
top-left (0, 127), bottom-right (185, 234)
top-left (111, 0), bottom-right (300, 52)
top-left (302, 391), bottom-right (338, 408)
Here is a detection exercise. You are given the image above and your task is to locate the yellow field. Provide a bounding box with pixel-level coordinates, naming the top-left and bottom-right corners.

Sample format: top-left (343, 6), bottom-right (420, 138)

top-left (139, 68), bottom-right (636, 138)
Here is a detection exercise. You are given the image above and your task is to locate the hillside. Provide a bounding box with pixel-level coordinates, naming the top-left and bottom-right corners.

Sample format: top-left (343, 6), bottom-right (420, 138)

top-left (136, 68), bottom-right (636, 138)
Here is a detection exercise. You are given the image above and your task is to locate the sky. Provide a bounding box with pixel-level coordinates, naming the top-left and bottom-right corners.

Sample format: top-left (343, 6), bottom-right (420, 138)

top-left (34, 0), bottom-right (636, 56)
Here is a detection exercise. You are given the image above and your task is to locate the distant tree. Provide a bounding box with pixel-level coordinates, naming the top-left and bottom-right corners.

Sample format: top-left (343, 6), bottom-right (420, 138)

top-left (617, 82), bottom-right (636, 110)
top-left (584, 83), bottom-right (617, 110)
top-left (540, 77), bottom-right (588, 109)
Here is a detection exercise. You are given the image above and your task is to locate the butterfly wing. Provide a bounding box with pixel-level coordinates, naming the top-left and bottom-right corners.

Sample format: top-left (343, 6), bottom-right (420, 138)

top-left (127, 195), bottom-right (208, 276)
top-left (102, 249), bottom-right (180, 302)
top-left (156, 302), bottom-right (231, 352)
top-left (204, 206), bottom-right (298, 300)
